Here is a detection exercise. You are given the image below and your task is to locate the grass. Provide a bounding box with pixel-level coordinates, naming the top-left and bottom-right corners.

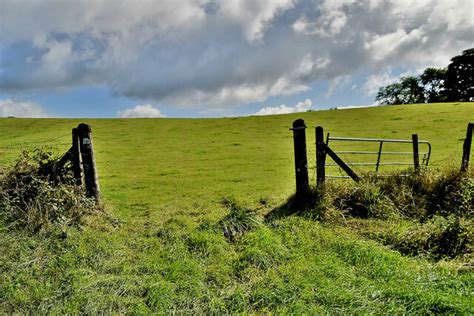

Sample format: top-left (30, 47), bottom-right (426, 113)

top-left (0, 102), bottom-right (473, 313)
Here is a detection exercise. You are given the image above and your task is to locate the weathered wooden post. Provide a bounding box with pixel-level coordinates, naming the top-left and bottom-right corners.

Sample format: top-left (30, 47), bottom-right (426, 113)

top-left (77, 123), bottom-right (100, 201)
top-left (461, 122), bottom-right (473, 172)
top-left (292, 119), bottom-right (309, 201)
top-left (412, 134), bottom-right (420, 172)
top-left (316, 126), bottom-right (326, 186)
top-left (71, 128), bottom-right (83, 186)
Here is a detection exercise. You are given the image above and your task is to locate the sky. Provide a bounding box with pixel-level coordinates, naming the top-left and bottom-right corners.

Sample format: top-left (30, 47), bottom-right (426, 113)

top-left (0, 0), bottom-right (472, 118)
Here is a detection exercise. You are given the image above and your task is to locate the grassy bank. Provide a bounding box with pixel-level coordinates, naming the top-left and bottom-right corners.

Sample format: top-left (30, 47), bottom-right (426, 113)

top-left (0, 102), bottom-right (473, 313)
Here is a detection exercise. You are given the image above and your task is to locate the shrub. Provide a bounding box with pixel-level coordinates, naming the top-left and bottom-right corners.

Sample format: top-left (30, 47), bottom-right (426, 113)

top-left (0, 149), bottom-right (101, 233)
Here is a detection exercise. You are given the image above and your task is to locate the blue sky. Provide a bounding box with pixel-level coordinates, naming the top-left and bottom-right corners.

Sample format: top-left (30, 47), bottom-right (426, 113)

top-left (0, 0), bottom-right (472, 118)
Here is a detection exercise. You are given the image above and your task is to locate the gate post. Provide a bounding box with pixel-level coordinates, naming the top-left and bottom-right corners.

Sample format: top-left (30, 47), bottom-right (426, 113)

top-left (412, 134), bottom-right (420, 172)
top-left (461, 122), bottom-right (473, 172)
top-left (292, 119), bottom-right (309, 201)
top-left (77, 123), bottom-right (100, 201)
top-left (316, 126), bottom-right (326, 186)
top-left (71, 128), bottom-right (83, 186)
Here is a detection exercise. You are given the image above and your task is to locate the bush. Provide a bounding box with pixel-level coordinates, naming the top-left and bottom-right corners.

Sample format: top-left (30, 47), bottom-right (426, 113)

top-left (0, 149), bottom-right (100, 233)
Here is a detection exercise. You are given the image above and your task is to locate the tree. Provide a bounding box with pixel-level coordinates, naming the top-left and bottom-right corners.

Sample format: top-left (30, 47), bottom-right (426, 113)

top-left (376, 82), bottom-right (403, 105)
top-left (399, 76), bottom-right (425, 104)
top-left (445, 48), bottom-right (474, 102)
top-left (375, 48), bottom-right (473, 105)
top-left (375, 76), bottom-right (424, 105)
top-left (420, 67), bottom-right (447, 103)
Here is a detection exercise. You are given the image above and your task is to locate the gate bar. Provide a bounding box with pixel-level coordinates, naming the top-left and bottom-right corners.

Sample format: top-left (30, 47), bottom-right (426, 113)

top-left (376, 141), bottom-right (383, 171)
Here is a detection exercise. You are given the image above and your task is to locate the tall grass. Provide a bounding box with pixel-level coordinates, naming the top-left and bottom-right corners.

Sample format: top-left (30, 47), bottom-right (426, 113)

top-left (320, 169), bottom-right (473, 259)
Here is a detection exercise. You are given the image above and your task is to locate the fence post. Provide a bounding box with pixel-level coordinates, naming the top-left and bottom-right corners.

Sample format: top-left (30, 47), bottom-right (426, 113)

top-left (77, 123), bottom-right (100, 201)
top-left (461, 122), bottom-right (473, 172)
top-left (316, 126), bottom-right (326, 186)
top-left (71, 128), bottom-right (83, 186)
top-left (412, 134), bottom-right (420, 172)
top-left (292, 119), bottom-right (309, 201)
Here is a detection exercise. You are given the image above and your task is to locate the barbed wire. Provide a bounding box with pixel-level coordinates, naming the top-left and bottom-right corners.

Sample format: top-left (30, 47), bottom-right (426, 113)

top-left (0, 133), bottom-right (71, 150)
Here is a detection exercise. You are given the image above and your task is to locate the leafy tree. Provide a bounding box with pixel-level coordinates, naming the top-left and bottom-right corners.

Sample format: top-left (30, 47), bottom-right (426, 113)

top-left (420, 67), bottom-right (447, 103)
top-left (375, 48), bottom-right (473, 105)
top-left (376, 82), bottom-right (403, 105)
top-left (445, 48), bottom-right (474, 102)
top-left (400, 76), bottom-right (425, 104)
top-left (376, 76), bottom-right (425, 105)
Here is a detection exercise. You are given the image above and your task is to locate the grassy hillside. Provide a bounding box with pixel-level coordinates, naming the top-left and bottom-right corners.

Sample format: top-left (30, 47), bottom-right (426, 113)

top-left (0, 102), bottom-right (473, 313)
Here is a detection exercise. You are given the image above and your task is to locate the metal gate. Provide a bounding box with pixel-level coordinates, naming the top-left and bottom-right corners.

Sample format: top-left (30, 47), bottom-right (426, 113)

top-left (324, 133), bottom-right (431, 179)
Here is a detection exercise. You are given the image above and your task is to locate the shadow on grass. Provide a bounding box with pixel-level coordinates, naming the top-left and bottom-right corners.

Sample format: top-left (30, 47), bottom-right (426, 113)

top-left (265, 188), bottom-right (325, 222)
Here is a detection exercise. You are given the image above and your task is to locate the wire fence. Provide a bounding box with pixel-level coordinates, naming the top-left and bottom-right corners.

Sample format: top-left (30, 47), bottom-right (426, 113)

top-left (0, 133), bottom-right (73, 172)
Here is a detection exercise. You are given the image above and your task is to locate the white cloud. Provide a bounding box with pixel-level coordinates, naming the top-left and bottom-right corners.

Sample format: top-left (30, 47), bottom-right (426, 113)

top-left (0, 99), bottom-right (50, 118)
top-left (362, 68), bottom-right (419, 96)
top-left (0, 0), bottom-right (472, 108)
top-left (219, 0), bottom-right (294, 42)
top-left (292, 0), bottom-right (350, 38)
top-left (335, 104), bottom-right (378, 110)
top-left (117, 104), bottom-right (166, 118)
top-left (362, 70), bottom-right (399, 96)
top-left (253, 98), bottom-right (312, 116)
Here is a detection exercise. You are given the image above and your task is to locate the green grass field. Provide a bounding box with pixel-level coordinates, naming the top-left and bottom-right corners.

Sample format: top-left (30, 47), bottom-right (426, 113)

top-left (1, 102), bottom-right (473, 313)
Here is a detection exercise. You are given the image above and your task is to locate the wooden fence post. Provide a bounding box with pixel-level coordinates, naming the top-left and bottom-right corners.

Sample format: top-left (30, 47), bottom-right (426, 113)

top-left (316, 126), bottom-right (326, 186)
top-left (71, 128), bottom-right (83, 186)
top-left (77, 123), bottom-right (100, 201)
top-left (461, 122), bottom-right (473, 172)
top-left (412, 134), bottom-right (420, 172)
top-left (292, 119), bottom-right (309, 200)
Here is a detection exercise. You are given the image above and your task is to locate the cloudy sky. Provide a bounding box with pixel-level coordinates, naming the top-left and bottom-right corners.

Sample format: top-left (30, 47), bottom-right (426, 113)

top-left (0, 0), bottom-right (472, 118)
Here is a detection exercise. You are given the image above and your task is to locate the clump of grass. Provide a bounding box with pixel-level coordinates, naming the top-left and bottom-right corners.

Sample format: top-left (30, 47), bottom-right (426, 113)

top-left (324, 169), bottom-right (473, 259)
top-left (332, 181), bottom-right (398, 219)
top-left (390, 215), bottom-right (472, 259)
top-left (375, 171), bottom-right (430, 219)
top-left (426, 170), bottom-right (473, 217)
top-left (0, 149), bottom-right (101, 234)
top-left (219, 197), bottom-right (261, 242)
top-left (328, 169), bottom-right (473, 220)
top-left (235, 227), bottom-right (288, 272)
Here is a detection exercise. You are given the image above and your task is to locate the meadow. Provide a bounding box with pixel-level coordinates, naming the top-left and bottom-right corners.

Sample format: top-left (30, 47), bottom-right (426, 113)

top-left (0, 102), bottom-right (473, 313)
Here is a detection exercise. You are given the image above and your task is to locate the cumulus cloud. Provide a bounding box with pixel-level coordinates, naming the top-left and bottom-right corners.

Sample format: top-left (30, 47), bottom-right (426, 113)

top-left (362, 70), bottom-right (399, 96)
top-left (362, 68), bottom-right (419, 96)
top-left (0, 0), bottom-right (472, 108)
top-left (117, 104), bottom-right (166, 118)
top-left (0, 99), bottom-right (50, 118)
top-left (253, 98), bottom-right (312, 116)
top-left (335, 104), bottom-right (378, 110)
